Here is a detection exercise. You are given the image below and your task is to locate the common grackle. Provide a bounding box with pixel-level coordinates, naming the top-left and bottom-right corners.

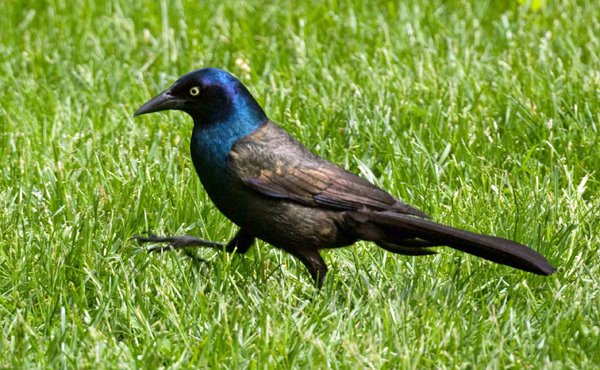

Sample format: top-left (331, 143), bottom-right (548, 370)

top-left (134, 68), bottom-right (556, 287)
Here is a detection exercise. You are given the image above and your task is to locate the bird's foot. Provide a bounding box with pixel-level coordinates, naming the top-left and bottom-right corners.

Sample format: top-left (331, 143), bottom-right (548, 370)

top-left (131, 234), bottom-right (225, 253)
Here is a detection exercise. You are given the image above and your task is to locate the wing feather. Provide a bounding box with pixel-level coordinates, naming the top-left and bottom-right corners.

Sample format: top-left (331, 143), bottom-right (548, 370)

top-left (230, 121), bottom-right (429, 218)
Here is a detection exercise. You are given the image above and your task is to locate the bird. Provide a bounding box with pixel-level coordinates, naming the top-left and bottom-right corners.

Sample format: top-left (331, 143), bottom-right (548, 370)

top-left (133, 67), bottom-right (556, 287)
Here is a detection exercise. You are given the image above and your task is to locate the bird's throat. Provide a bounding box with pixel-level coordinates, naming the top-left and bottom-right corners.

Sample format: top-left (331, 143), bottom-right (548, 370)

top-left (190, 117), bottom-right (266, 201)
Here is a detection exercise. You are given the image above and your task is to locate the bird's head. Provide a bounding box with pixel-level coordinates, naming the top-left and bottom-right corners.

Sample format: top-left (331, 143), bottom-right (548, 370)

top-left (134, 68), bottom-right (267, 126)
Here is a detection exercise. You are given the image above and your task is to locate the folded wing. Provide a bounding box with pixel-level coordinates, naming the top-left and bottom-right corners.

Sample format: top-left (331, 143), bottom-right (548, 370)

top-left (230, 121), bottom-right (428, 217)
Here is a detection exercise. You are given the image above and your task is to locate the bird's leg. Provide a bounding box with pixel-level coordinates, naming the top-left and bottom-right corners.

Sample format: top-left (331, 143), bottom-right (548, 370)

top-left (288, 249), bottom-right (328, 288)
top-left (132, 234), bottom-right (224, 253)
top-left (132, 228), bottom-right (256, 254)
top-left (224, 228), bottom-right (256, 253)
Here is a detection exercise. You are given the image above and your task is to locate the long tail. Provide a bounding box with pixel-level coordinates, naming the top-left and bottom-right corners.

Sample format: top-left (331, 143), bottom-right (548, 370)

top-left (351, 210), bottom-right (556, 275)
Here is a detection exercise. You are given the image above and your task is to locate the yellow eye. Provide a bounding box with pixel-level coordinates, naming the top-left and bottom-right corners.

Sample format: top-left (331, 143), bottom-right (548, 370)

top-left (189, 86), bottom-right (201, 96)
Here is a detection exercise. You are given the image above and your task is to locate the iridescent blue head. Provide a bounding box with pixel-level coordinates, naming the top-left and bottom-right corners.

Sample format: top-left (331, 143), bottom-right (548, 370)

top-left (135, 68), bottom-right (267, 127)
top-left (135, 68), bottom-right (268, 188)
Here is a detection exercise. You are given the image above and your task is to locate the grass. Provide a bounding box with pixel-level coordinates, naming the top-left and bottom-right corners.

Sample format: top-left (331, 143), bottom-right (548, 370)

top-left (1, 0), bottom-right (598, 368)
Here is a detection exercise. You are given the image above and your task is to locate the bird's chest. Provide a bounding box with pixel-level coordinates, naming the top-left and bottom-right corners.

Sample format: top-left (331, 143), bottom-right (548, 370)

top-left (189, 129), bottom-right (253, 224)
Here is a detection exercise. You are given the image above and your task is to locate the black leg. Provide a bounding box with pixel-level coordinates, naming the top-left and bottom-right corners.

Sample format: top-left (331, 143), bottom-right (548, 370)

top-left (132, 229), bottom-right (256, 254)
top-left (288, 249), bottom-right (328, 288)
top-left (131, 234), bottom-right (224, 253)
top-left (225, 229), bottom-right (256, 253)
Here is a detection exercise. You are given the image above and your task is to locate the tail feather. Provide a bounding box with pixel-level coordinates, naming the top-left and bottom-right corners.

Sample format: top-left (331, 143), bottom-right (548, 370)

top-left (356, 211), bottom-right (556, 275)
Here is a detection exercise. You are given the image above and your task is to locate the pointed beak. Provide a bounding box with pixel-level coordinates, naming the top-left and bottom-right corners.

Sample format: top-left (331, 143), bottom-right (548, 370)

top-left (134, 89), bottom-right (185, 117)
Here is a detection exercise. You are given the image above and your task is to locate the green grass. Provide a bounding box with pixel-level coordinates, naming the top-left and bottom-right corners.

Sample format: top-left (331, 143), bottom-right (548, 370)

top-left (1, 0), bottom-right (599, 368)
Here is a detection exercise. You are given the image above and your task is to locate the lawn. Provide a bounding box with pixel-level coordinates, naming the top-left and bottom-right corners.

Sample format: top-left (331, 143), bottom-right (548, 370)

top-left (1, 0), bottom-right (598, 368)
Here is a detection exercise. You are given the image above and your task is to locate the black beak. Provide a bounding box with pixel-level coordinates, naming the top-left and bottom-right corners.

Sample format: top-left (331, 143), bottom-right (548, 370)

top-left (134, 89), bottom-right (184, 117)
